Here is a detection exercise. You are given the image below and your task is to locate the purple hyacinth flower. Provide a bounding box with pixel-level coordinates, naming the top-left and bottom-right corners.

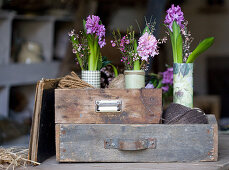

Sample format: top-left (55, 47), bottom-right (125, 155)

top-left (85, 15), bottom-right (106, 48)
top-left (162, 85), bottom-right (169, 92)
top-left (161, 67), bottom-right (173, 85)
top-left (145, 83), bottom-right (154, 89)
top-left (164, 4), bottom-right (184, 32)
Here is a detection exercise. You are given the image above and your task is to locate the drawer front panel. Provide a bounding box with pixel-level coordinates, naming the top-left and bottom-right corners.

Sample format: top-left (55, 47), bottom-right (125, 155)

top-left (56, 116), bottom-right (217, 162)
top-left (55, 89), bottom-right (162, 124)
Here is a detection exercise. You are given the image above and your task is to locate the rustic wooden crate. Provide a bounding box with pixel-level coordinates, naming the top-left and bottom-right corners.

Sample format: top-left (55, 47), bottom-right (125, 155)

top-left (55, 89), bottom-right (162, 124)
top-left (55, 115), bottom-right (218, 163)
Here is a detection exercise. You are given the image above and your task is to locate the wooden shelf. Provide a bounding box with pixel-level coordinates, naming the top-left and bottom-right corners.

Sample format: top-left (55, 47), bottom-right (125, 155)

top-left (0, 62), bottom-right (60, 86)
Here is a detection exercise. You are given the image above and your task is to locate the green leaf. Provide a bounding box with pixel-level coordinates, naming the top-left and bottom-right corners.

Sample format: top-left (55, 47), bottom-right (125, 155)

top-left (97, 52), bottom-right (103, 70)
top-left (102, 56), bottom-right (112, 68)
top-left (142, 25), bottom-right (150, 35)
top-left (180, 64), bottom-right (190, 77)
top-left (176, 33), bottom-right (183, 63)
top-left (186, 37), bottom-right (215, 63)
top-left (164, 24), bottom-right (176, 63)
top-left (134, 39), bottom-right (137, 53)
top-left (172, 22), bottom-right (183, 63)
top-left (108, 64), bottom-right (118, 77)
top-left (83, 19), bottom-right (87, 33)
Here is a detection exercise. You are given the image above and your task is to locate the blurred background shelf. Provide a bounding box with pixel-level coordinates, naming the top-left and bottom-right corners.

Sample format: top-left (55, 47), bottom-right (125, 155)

top-left (0, 62), bottom-right (60, 86)
top-left (0, 10), bottom-right (73, 118)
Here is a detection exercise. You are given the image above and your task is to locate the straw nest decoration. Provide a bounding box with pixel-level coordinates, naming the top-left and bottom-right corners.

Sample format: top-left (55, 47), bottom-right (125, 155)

top-left (0, 147), bottom-right (40, 170)
top-left (57, 71), bottom-right (94, 89)
top-left (108, 74), bottom-right (125, 89)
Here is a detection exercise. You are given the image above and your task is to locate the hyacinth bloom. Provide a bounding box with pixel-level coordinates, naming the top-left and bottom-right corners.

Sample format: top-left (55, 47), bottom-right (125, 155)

top-left (164, 4), bottom-right (184, 32)
top-left (137, 32), bottom-right (158, 62)
top-left (69, 15), bottom-right (106, 71)
top-left (161, 67), bottom-right (173, 85)
top-left (145, 83), bottom-right (154, 89)
top-left (164, 4), bottom-right (184, 63)
top-left (85, 15), bottom-right (106, 70)
top-left (111, 24), bottom-right (162, 70)
top-left (85, 15), bottom-right (106, 48)
top-left (164, 4), bottom-right (214, 64)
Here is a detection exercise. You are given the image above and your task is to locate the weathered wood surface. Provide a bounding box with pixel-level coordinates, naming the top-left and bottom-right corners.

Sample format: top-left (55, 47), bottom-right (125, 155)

top-left (55, 89), bottom-right (162, 124)
top-left (56, 115), bottom-right (218, 163)
top-left (24, 134), bottom-right (229, 170)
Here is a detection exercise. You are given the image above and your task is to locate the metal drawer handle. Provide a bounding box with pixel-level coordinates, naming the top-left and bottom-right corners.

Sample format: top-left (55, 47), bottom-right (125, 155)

top-left (104, 138), bottom-right (156, 150)
top-left (96, 100), bottom-right (122, 112)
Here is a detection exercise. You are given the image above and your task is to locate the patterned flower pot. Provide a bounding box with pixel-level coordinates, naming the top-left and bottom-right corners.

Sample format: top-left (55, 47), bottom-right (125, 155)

top-left (81, 70), bottom-right (101, 88)
top-left (124, 70), bottom-right (145, 89)
top-left (173, 63), bottom-right (193, 108)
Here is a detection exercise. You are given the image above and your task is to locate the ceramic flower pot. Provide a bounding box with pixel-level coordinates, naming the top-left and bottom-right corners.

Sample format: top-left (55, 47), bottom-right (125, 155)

top-left (81, 70), bottom-right (101, 88)
top-left (173, 63), bottom-right (193, 108)
top-left (124, 70), bottom-right (145, 89)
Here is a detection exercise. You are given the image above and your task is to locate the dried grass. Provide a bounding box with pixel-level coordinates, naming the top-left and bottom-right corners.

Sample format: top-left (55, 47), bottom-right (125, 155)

top-left (0, 147), bottom-right (40, 170)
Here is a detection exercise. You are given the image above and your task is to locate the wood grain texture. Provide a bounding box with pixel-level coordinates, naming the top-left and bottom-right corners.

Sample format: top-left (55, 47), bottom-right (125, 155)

top-left (55, 124), bottom-right (60, 162)
top-left (55, 89), bottom-right (162, 124)
top-left (56, 115), bottom-right (218, 163)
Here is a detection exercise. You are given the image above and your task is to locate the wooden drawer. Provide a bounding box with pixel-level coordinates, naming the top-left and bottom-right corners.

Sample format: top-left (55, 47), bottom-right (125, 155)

top-left (55, 115), bottom-right (218, 162)
top-left (55, 89), bottom-right (162, 124)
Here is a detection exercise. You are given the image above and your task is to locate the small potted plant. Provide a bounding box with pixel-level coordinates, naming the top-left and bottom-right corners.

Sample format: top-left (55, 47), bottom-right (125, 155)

top-left (164, 4), bottom-right (214, 107)
top-left (69, 15), bottom-right (106, 88)
top-left (111, 22), bottom-right (165, 89)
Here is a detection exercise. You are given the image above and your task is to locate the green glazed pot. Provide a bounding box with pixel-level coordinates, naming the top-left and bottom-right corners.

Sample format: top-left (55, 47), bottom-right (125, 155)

top-left (173, 63), bottom-right (193, 108)
top-left (124, 70), bottom-right (145, 89)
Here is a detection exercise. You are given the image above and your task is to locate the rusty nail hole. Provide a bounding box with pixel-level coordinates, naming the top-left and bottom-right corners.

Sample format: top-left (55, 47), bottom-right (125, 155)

top-left (62, 130), bottom-right (66, 135)
top-left (207, 129), bottom-right (210, 134)
top-left (63, 149), bottom-right (66, 152)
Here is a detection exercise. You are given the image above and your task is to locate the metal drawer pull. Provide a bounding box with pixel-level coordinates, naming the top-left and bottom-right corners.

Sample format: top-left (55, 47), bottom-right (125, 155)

top-left (104, 138), bottom-right (156, 150)
top-left (96, 100), bottom-right (122, 112)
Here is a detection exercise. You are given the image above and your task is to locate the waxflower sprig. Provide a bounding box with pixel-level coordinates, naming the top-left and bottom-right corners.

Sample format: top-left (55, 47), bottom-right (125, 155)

top-left (164, 4), bottom-right (214, 63)
top-left (69, 15), bottom-right (106, 71)
top-left (111, 22), bottom-right (166, 71)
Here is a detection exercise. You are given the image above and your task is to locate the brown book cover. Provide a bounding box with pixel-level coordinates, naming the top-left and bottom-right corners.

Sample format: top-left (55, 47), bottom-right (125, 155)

top-left (28, 79), bottom-right (59, 163)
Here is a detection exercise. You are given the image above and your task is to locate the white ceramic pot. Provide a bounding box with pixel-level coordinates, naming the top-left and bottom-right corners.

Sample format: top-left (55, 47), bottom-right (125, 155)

top-left (124, 70), bottom-right (145, 89)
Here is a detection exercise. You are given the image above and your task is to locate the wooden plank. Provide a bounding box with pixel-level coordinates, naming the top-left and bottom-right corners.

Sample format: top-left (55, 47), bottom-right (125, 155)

top-left (55, 124), bottom-right (60, 162)
top-left (55, 89), bottom-right (162, 124)
top-left (57, 115), bottom-right (217, 163)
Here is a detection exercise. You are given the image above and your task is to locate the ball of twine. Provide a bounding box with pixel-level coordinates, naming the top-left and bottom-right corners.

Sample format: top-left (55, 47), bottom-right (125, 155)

top-left (163, 103), bottom-right (208, 124)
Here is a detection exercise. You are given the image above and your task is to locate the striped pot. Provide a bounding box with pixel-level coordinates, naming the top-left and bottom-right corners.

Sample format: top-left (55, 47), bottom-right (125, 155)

top-left (173, 63), bottom-right (193, 108)
top-left (124, 70), bottom-right (145, 89)
top-left (81, 70), bottom-right (101, 88)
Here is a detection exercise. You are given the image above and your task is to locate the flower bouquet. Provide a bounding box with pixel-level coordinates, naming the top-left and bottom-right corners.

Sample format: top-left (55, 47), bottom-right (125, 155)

top-left (69, 15), bottom-right (107, 88)
top-left (164, 4), bottom-right (214, 107)
top-left (111, 22), bottom-right (166, 89)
